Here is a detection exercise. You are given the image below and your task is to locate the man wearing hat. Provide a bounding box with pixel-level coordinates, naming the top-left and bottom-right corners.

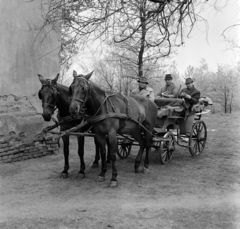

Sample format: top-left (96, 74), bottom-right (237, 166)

top-left (179, 78), bottom-right (200, 109)
top-left (131, 77), bottom-right (154, 101)
top-left (156, 74), bottom-right (178, 98)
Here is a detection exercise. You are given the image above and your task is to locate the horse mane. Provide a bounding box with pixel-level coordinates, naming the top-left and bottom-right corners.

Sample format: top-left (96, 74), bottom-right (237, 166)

top-left (56, 83), bottom-right (69, 93)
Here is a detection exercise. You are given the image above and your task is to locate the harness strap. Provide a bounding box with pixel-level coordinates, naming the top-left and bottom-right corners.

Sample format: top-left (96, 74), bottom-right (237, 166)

top-left (59, 114), bottom-right (84, 122)
top-left (87, 112), bottom-right (129, 124)
top-left (114, 93), bottom-right (130, 117)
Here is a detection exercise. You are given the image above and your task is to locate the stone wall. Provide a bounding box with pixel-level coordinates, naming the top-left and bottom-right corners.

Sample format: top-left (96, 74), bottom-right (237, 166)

top-left (0, 132), bottom-right (59, 163)
top-left (0, 94), bottom-right (59, 163)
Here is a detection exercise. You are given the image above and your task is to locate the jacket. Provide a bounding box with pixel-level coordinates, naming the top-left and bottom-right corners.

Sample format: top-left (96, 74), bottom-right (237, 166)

top-left (157, 82), bottom-right (179, 98)
top-left (131, 86), bottom-right (155, 101)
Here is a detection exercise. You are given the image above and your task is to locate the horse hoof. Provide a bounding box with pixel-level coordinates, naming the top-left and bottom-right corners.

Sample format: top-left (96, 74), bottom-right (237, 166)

top-left (135, 167), bottom-right (144, 173)
top-left (143, 167), bottom-right (149, 173)
top-left (78, 172), bottom-right (85, 179)
top-left (91, 163), bottom-right (99, 168)
top-left (60, 172), bottom-right (68, 179)
top-left (108, 181), bottom-right (118, 187)
top-left (96, 176), bottom-right (105, 182)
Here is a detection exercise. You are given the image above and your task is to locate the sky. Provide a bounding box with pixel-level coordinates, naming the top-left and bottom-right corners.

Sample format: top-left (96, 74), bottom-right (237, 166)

top-left (174, 0), bottom-right (240, 74)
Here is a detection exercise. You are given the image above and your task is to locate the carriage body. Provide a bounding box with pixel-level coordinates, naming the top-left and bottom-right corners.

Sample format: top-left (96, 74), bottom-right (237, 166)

top-left (117, 97), bottom-right (211, 164)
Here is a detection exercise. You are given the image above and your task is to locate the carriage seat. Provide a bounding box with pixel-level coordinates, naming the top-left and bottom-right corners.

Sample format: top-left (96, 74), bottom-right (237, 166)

top-left (157, 106), bottom-right (184, 118)
top-left (154, 98), bottom-right (185, 119)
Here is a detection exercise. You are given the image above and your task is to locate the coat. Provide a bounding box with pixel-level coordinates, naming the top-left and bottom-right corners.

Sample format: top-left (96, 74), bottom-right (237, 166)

top-left (157, 82), bottom-right (179, 98)
top-left (179, 86), bottom-right (200, 109)
top-left (131, 86), bottom-right (155, 101)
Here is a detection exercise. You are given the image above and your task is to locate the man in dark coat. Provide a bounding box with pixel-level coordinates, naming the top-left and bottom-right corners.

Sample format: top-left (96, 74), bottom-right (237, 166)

top-left (179, 78), bottom-right (200, 109)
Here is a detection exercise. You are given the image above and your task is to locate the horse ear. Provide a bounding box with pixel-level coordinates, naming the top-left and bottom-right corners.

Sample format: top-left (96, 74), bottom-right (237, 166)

top-left (73, 70), bottom-right (78, 78)
top-left (52, 74), bottom-right (59, 84)
top-left (38, 74), bottom-right (45, 84)
top-left (85, 71), bottom-right (94, 80)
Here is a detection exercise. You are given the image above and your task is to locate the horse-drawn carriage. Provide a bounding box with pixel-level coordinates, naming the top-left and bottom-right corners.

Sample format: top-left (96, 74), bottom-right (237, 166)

top-left (38, 71), bottom-right (212, 186)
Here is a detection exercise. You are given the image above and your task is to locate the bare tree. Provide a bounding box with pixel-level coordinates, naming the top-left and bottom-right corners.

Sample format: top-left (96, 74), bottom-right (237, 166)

top-left (212, 65), bottom-right (238, 113)
top-left (184, 65), bottom-right (195, 79)
top-left (39, 0), bottom-right (225, 78)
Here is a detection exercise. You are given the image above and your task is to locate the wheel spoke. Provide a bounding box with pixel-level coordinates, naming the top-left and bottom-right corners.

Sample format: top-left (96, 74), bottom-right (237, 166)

top-left (159, 133), bottom-right (175, 164)
top-left (193, 141), bottom-right (198, 154)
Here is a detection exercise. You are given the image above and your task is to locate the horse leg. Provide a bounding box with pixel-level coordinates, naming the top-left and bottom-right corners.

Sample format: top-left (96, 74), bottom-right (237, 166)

top-left (106, 137), bottom-right (111, 163)
top-left (95, 134), bottom-right (107, 182)
top-left (77, 136), bottom-right (86, 178)
top-left (61, 135), bottom-right (70, 178)
top-left (131, 131), bottom-right (145, 173)
top-left (143, 133), bottom-right (153, 172)
top-left (108, 131), bottom-right (118, 187)
top-left (91, 136), bottom-right (100, 168)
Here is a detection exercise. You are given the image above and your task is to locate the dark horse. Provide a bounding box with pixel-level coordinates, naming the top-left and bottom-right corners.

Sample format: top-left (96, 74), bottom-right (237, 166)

top-left (69, 70), bottom-right (158, 187)
top-left (38, 73), bottom-right (107, 178)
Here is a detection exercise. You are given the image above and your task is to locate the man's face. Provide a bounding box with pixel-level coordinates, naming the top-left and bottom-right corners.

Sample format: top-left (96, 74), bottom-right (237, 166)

top-left (186, 82), bottom-right (193, 89)
top-left (139, 82), bottom-right (147, 89)
top-left (165, 79), bottom-right (172, 86)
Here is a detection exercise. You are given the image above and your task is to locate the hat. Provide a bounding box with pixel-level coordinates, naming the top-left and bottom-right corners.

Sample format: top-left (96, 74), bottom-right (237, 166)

top-left (164, 74), bottom-right (172, 80)
top-left (185, 78), bottom-right (194, 84)
top-left (137, 77), bottom-right (149, 84)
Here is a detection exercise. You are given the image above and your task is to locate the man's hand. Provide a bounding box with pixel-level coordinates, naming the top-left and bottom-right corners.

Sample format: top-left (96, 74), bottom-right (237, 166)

top-left (185, 94), bottom-right (191, 99)
top-left (180, 92), bottom-right (191, 99)
top-left (161, 92), bottom-right (169, 98)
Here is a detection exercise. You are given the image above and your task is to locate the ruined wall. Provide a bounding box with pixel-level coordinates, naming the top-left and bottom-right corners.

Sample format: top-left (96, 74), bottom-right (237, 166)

top-left (0, 0), bottom-right (61, 162)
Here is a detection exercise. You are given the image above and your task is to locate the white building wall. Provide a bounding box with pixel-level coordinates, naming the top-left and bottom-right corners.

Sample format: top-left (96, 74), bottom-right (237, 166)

top-left (0, 0), bottom-right (60, 96)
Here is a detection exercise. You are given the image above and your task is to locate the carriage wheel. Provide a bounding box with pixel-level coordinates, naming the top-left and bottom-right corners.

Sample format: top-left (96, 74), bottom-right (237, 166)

top-left (117, 139), bottom-right (132, 159)
top-left (189, 120), bottom-right (207, 156)
top-left (159, 132), bottom-right (175, 164)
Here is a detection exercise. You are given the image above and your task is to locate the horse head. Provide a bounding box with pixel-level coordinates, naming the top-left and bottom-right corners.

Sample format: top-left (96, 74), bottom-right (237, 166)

top-left (69, 70), bottom-right (94, 115)
top-left (38, 73), bottom-right (59, 121)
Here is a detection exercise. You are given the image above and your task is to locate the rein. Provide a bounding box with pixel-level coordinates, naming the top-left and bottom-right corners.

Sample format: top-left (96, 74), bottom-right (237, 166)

top-left (69, 78), bottom-right (155, 137)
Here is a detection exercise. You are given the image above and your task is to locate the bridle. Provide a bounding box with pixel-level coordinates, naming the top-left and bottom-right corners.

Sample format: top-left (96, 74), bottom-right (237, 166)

top-left (70, 76), bottom-right (91, 114)
top-left (39, 81), bottom-right (59, 113)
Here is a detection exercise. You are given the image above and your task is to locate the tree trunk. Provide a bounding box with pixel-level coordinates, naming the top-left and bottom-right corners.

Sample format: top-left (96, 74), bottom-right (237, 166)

top-left (224, 91), bottom-right (227, 113)
top-left (138, 1), bottom-right (146, 79)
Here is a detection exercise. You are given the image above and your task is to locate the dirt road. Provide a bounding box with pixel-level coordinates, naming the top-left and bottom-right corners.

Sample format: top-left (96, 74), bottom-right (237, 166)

top-left (1, 112), bottom-right (240, 229)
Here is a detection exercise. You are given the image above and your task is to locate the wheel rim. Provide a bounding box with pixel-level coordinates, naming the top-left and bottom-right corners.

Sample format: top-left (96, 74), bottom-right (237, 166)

top-left (117, 139), bottom-right (132, 159)
top-left (160, 132), bottom-right (175, 164)
top-left (189, 121), bottom-right (207, 156)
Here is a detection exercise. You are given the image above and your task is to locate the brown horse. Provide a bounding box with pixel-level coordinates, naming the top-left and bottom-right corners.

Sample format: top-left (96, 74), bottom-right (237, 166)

top-left (69, 70), bottom-right (158, 187)
top-left (38, 74), bottom-right (108, 178)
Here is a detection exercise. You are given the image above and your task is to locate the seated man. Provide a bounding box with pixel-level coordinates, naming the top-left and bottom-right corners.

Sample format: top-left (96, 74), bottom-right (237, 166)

top-left (155, 78), bottom-right (200, 119)
top-left (131, 77), bottom-right (154, 101)
top-left (179, 78), bottom-right (200, 110)
top-left (156, 74), bottom-right (179, 98)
